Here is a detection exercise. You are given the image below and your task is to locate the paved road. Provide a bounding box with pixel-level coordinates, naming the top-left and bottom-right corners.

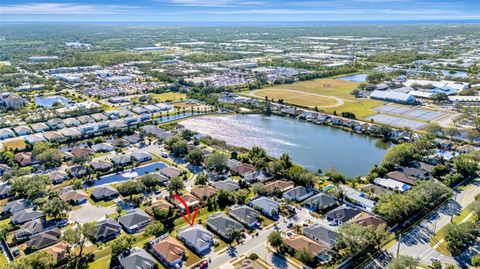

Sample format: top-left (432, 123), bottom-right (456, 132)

top-left (367, 179), bottom-right (480, 268)
top-left (207, 216), bottom-right (296, 269)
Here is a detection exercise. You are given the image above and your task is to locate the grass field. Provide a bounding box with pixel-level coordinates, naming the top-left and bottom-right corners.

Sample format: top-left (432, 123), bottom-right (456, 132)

top-left (243, 78), bottom-right (385, 119)
top-left (250, 89), bottom-right (339, 107)
top-left (149, 92), bottom-right (186, 102)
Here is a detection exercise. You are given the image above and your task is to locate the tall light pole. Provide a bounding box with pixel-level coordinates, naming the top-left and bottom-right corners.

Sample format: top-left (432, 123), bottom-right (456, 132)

top-left (451, 192), bottom-right (458, 223)
top-left (396, 233), bottom-right (402, 257)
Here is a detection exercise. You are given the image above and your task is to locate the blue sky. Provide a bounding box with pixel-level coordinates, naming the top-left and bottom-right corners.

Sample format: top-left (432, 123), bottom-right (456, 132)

top-left (1, 0), bottom-right (479, 22)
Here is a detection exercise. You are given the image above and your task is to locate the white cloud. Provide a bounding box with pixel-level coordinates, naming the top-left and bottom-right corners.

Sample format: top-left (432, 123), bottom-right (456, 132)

top-left (0, 3), bottom-right (137, 15)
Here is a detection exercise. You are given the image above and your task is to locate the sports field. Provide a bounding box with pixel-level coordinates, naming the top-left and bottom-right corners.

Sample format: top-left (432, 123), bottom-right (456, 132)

top-left (243, 78), bottom-right (386, 119)
top-left (250, 88), bottom-right (340, 107)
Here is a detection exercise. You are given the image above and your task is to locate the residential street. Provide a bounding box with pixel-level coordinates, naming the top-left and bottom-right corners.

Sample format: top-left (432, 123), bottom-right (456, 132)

top-left (367, 179), bottom-right (480, 268)
top-left (207, 216), bottom-right (297, 269)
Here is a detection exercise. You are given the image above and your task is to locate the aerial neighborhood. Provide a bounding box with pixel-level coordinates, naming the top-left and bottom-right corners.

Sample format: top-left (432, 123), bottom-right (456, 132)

top-left (0, 22), bottom-right (479, 269)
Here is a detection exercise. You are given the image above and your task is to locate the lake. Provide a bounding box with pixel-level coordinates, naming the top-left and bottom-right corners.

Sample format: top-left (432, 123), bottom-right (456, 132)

top-left (336, 74), bottom-right (368, 82)
top-left (35, 96), bottom-right (72, 108)
top-left (181, 114), bottom-right (391, 177)
top-left (436, 69), bottom-right (469, 78)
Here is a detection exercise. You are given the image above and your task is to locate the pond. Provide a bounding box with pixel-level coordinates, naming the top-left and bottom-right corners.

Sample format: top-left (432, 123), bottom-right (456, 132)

top-left (181, 114), bottom-right (391, 177)
top-left (436, 69), bottom-right (469, 79)
top-left (35, 96), bottom-right (72, 108)
top-left (88, 161), bottom-right (168, 187)
top-left (336, 74), bottom-right (368, 82)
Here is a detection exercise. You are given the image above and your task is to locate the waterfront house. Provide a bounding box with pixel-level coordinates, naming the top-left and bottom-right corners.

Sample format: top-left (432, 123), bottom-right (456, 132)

top-left (177, 224), bottom-right (214, 255)
top-left (147, 235), bottom-right (185, 268)
top-left (94, 218), bottom-right (122, 243)
top-left (250, 196), bottom-right (280, 219)
top-left (91, 160), bottom-right (113, 172)
top-left (111, 155), bottom-right (132, 166)
top-left (206, 213), bottom-right (244, 241)
top-left (359, 184), bottom-right (393, 197)
top-left (229, 205), bottom-right (260, 229)
top-left (160, 167), bottom-right (182, 179)
top-left (230, 163), bottom-right (255, 177)
top-left (119, 249), bottom-right (156, 269)
top-left (263, 180), bottom-right (294, 194)
top-left (118, 209), bottom-right (152, 234)
top-left (401, 167), bottom-right (431, 180)
top-left (386, 171), bottom-right (416, 185)
top-left (283, 186), bottom-right (314, 202)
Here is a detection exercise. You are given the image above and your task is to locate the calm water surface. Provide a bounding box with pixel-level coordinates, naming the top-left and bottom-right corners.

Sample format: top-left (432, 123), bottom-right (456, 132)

top-left (181, 114), bottom-right (391, 177)
top-left (337, 74), bottom-right (368, 82)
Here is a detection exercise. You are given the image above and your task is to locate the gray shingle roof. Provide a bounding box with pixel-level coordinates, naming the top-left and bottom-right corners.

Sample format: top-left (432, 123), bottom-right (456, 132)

top-left (119, 249), bottom-right (156, 269)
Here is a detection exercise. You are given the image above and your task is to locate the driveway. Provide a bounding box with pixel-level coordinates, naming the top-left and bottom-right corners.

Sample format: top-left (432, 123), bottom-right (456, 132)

top-left (69, 202), bottom-right (117, 224)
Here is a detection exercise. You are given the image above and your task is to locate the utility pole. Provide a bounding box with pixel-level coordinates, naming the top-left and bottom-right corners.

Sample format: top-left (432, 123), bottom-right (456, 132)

top-left (396, 233), bottom-right (402, 257)
top-left (451, 192), bottom-right (458, 223)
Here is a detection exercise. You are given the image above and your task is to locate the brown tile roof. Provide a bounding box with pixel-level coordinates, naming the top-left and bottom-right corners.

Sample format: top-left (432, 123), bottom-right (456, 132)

top-left (45, 242), bottom-right (69, 262)
top-left (15, 152), bottom-right (33, 166)
top-left (59, 190), bottom-right (87, 203)
top-left (230, 163), bottom-right (255, 175)
top-left (283, 234), bottom-right (327, 257)
top-left (191, 185), bottom-right (218, 201)
top-left (264, 180), bottom-right (294, 193)
top-left (151, 199), bottom-right (174, 211)
top-left (350, 212), bottom-right (388, 228)
top-left (386, 171), bottom-right (415, 185)
top-left (151, 236), bottom-right (185, 264)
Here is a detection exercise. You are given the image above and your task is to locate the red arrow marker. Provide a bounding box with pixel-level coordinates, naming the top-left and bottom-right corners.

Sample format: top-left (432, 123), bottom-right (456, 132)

top-left (173, 193), bottom-right (199, 226)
